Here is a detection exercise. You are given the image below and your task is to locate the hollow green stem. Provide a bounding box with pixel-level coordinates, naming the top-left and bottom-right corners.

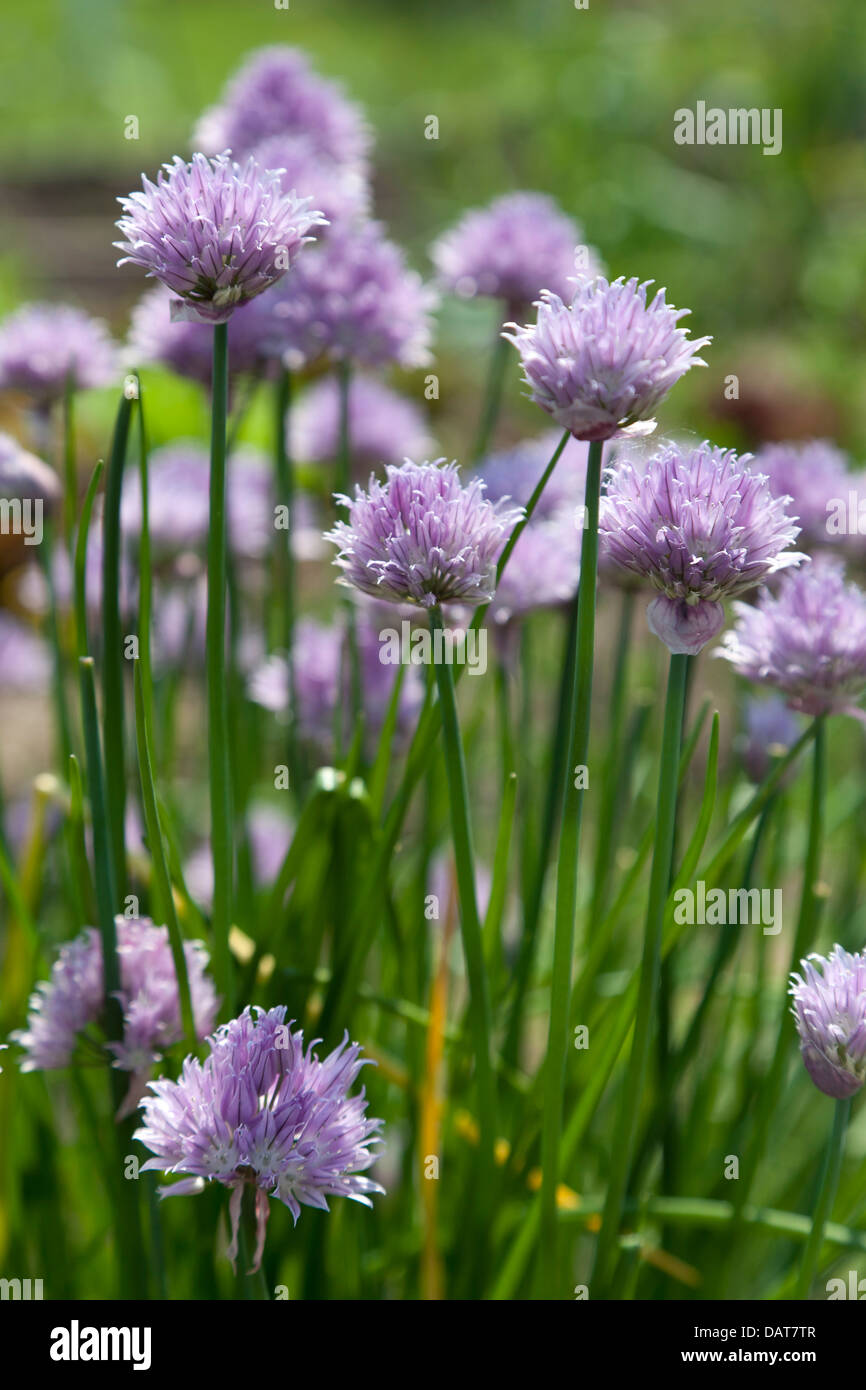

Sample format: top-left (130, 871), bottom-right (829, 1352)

top-left (101, 390), bottom-right (136, 897)
top-left (537, 437), bottom-right (603, 1296)
top-left (796, 1097), bottom-right (851, 1298)
top-left (428, 605), bottom-right (497, 1181)
top-left (591, 649), bottom-right (690, 1296)
top-left (206, 323), bottom-right (234, 1014)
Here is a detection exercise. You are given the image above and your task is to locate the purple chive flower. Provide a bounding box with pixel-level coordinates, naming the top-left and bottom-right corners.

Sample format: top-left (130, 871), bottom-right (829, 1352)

top-left (248, 614), bottom-right (424, 751)
top-left (504, 275), bottom-right (711, 442)
top-left (115, 152), bottom-right (325, 324)
top-left (599, 441), bottom-right (803, 655)
top-left (0, 432), bottom-right (61, 574)
top-left (194, 46), bottom-right (371, 169)
top-left (750, 440), bottom-right (853, 549)
top-left (0, 611), bottom-right (52, 690)
top-left (477, 430), bottom-right (589, 519)
top-left (292, 374), bottom-right (433, 472)
top-left (717, 557), bottom-right (866, 718)
top-left (11, 918), bottom-right (218, 1117)
top-left (135, 1005), bottom-right (383, 1271)
top-left (246, 221), bottom-right (437, 370)
top-left (120, 441), bottom-right (273, 565)
top-left (431, 192), bottom-right (601, 311)
top-left (0, 303), bottom-right (118, 399)
top-left (250, 133), bottom-right (370, 232)
top-left (739, 695), bottom-right (801, 784)
top-left (790, 945), bottom-right (866, 1099)
top-left (325, 459), bottom-right (523, 609)
top-left (126, 285), bottom-right (271, 385)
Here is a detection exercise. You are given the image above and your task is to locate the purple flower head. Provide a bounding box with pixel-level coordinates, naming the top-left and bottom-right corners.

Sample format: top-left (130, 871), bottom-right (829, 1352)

top-left (0, 303), bottom-right (118, 399)
top-left (431, 192), bottom-right (601, 310)
top-left (739, 695), bottom-right (800, 784)
top-left (325, 459), bottom-right (523, 609)
top-left (0, 611), bottom-right (52, 691)
top-left (292, 374), bottom-right (433, 472)
top-left (194, 46), bottom-right (371, 169)
top-left (248, 614), bottom-right (424, 752)
top-left (750, 440), bottom-right (852, 549)
top-left (135, 1005), bottom-right (383, 1271)
top-left (126, 285), bottom-right (270, 385)
top-left (121, 441), bottom-right (273, 567)
top-left (477, 430), bottom-right (589, 520)
top-left (251, 133), bottom-right (370, 233)
top-left (115, 152), bottom-right (325, 324)
top-left (11, 917), bottom-right (219, 1117)
top-left (790, 945), bottom-right (866, 1099)
top-left (599, 441), bottom-right (803, 654)
top-left (504, 276), bottom-right (711, 442)
top-left (717, 557), bottom-right (866, 717)
top-left (247, 221), bottom-right (437, 370)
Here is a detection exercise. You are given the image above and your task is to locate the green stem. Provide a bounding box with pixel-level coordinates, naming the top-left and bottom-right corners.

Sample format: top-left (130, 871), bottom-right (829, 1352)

top-left (472, 316), bottom-right (511, 461)
top-left (62, 375), bottom-right (77, 544)
top-left (133, 661), bottom-right (195, 1044)
top-left (206, 323), bottom-right (234, 1015)
top-left (273, 366), bottom-right (298, 788)
top-left (797, 1097), bottom-right (851, 1298)
top-left (537, 436), bottom-right (603, 1296)
top-left (591, 649), bottom-right (689, 1295)
top-left (428, 605), bottom-right (497, 1182)
top-left (101, 390), bottom-right (136, 898)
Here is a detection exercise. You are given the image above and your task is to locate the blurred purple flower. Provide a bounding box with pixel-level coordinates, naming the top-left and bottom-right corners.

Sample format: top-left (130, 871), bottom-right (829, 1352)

top-left (739, 695), bottom-right (800, 784)
top-left (251, 133), bottom-right (370, 232)
top-left (489, 512), bottom-right (581, 627)
top-left (599, 441), bottom-right (803, 654)
top-left (326, 459), bottom-right (522, 609)
top-left (292, 374), bottom-right (433, 471)
top-left (121, 441), bottom-right (273, 565)
top-left (246, 222), bottom-right (437, 370)
top-left (717, 557), bottom-right (866, 717)
top-left (194, 46), bottom-right (371, 169)
top-left (504, 276), bottom-right (710, 442)
top-left (431, 192), bottom-right (600, 310)
top-left (750, 439), bottom-right (852, 549)
top-left (477, 430), bottom-right (588, 519)
top-left (185, 803), bottom-right (294, 910)
top-left (116, 153), bottom-right (324, 324)
top-left (126, 285), bottom-right (271, 385)
top-left (790, 945), bottom-right (866, 1099)
top-left (0, 611), bottom-right (52, 691)
top-left (0, 303), bottom-right (118, 399)
top-left (248, 613), bottom-right (424, 751)
top-left (135, 1005), bottom-right (383, 1271)
top-left (11, 917), bottom-right (218, 1117)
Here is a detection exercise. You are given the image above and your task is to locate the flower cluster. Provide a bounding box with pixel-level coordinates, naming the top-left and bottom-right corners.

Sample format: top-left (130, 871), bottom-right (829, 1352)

top-left (326, 460), bottom-right (523, 609)
top-left (505, 276), bottom-right (710, 441)
top-left (790, 946), bottom-right (866, 1099)
top-left (194, 45), bottom-right (371, 169)
top-left (750, 440), bottom-right (852, 549)
top-left (717, 557), bottom-right (866, 716)
top-left (11, 918), bottom-right (219, 1116)
top-left (600, 441), bottom-right (803, 654)
top-left (431, 192), bottom-right (598, 309)
top-left (116, 153), bottom-right (324, 323)
top-left (292, 373), bottom-right (433, 471)
top-left (135, 1006), bottom-right (383, 1270)
top-left (0, 302), bottom-right (117, 399)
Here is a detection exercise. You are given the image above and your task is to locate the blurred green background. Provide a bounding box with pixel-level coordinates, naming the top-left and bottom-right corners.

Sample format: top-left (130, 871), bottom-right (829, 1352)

top-left (1, 0), bottom-right (866, 447)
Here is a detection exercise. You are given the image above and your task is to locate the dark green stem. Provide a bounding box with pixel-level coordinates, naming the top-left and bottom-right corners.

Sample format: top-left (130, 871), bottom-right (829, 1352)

top-left (797, 1097), bottom-right (850, 1298)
